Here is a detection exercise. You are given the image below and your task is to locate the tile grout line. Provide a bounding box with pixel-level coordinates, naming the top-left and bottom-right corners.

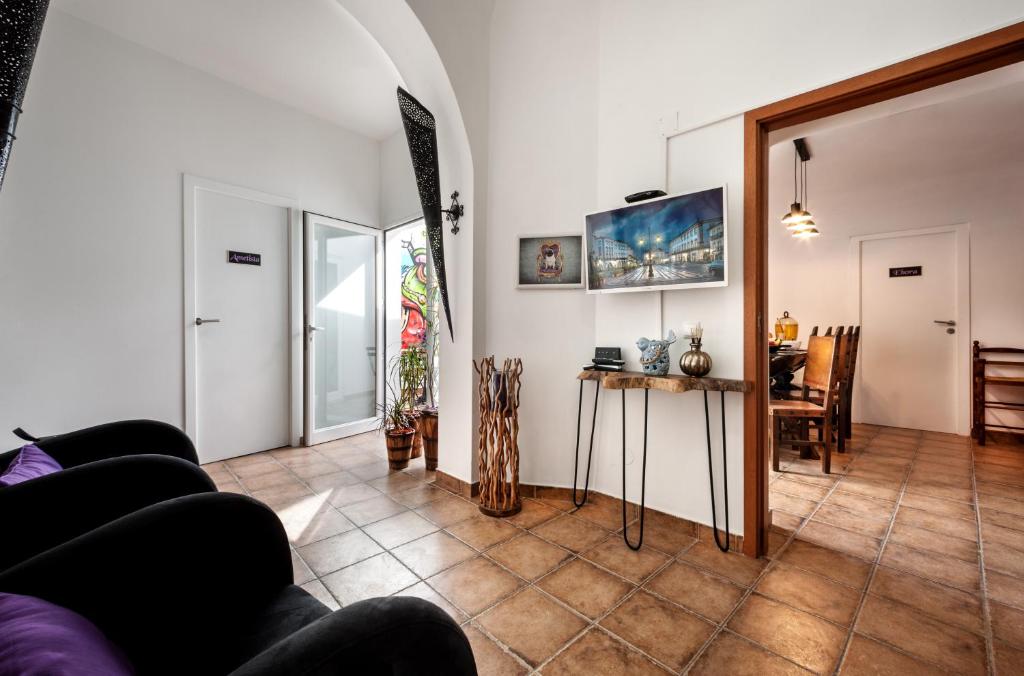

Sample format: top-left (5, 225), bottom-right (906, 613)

top-left (971, 437), bottom-right (998, 676)
top-left (254, 444), bottom-right (455, 607)
top-left (685, 430), bottom-right (876, 675)
top-left (312, 439), bottom-right (857, 673)
top-left (774, 432), bottom-right (984, 673)
top-left (831, 432), bottom-right (918, 675)
top-left (831, 434), bottom-right (988, 676)
top-left (526, 543), bottom-right (693, 675)
top-left (470, 512), bottom-right (687, 674)
top-left (678, 431), bottom-right (885, 674)
top-left (209, 430), bottom-right (1013, 674)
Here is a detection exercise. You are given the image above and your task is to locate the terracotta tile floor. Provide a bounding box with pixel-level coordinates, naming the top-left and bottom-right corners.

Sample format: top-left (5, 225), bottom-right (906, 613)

top-left (201, 425), bottom-right (1024, 674)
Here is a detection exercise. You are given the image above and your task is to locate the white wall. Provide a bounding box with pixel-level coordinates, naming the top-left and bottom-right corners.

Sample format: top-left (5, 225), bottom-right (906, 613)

top-left (484, 0), bottom-right (599, 488)
top-left (769, 117), bottom-right (1024, 432)
top-left (380, 130), bottom-right (421, 228)
top-left (0, 11), bottom-right (381, 444)
top-left (344, 0), bottom-right (492, 483)
top-left (479, 0), bottom-right (1024, 532)
top-left (407, 0), bottom-right (495, 482)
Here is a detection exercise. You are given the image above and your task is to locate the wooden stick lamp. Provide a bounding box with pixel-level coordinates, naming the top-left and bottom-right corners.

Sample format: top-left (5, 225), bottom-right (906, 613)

top-left (474, 356), bottom-right (523, 517)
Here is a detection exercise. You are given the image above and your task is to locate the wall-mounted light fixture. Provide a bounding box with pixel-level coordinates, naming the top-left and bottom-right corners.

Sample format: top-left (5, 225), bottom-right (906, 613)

top-left (781, 138), bottom-right (819, 238)
top-left (1, 0), bottom-right (50, 194)
top-left (442, 191), bottom-right (464, 234)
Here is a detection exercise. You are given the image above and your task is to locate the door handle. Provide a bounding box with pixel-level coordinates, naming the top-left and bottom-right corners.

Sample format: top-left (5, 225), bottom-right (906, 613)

top-left (308, 325), bottom-right (325, 332)
top-left (196, 317), bottom-right (221, 326)
top-left (933, 320), bottom-right (956, 326)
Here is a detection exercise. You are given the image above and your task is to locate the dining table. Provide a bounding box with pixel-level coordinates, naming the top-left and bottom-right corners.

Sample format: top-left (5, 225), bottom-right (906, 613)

top-left (769, 347), bottom-right (807, 398)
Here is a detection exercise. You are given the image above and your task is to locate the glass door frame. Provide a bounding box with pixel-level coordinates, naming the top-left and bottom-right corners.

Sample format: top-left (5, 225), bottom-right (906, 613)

top-left (303, 212), bottom-right (384, 446)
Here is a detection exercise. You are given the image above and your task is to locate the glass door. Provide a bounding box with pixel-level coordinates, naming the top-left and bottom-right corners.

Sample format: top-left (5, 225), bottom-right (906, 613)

top-left (304, 213), bottom-right (382, 445)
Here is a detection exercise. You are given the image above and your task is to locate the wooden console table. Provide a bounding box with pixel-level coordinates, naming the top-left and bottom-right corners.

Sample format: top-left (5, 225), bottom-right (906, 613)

top-left (573, 370), bottom-right (751, 552)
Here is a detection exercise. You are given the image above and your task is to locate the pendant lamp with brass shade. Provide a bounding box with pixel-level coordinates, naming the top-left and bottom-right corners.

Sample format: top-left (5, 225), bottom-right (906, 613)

top-left (781, 138), bottom-right (819, 238)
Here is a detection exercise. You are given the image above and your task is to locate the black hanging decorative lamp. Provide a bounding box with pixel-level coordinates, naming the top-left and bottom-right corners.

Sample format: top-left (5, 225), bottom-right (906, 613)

top-left (781, 138), bottom-right (815, 232)
top-left (397, 86), bottom-right (456, 340)
top-left (791, 140), bottom-right (819, 239)
top-left (1, 0), bottom-right (50, 193)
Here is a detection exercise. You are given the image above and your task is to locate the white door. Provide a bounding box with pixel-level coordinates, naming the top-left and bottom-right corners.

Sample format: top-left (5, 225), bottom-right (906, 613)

top-left (304, 213), bottom-right (382, 445)
top-left (186, 178), bottom-right (296, 462)
top-left (857, 230), bottom-right (963, 433)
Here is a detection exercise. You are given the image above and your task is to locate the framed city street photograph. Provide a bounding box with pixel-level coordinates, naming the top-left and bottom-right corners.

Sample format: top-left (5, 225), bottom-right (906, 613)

top-left (584, 185), bottom-right (728, 293)
top-left (516, 234), bottom-right (584, 288)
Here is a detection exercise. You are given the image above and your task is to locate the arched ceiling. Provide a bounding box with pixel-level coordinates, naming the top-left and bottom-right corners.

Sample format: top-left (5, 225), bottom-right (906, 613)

top-left (54, 0), bottom-right (403, 140)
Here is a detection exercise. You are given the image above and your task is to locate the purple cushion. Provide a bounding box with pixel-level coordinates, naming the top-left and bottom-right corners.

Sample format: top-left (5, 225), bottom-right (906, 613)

top-left (0, 444), bottom-right (62, 487)
top-left (0, 592), bottom-right (134, 675)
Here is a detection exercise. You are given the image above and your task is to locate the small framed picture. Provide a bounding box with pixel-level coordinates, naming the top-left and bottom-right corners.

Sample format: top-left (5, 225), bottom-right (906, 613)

top-left (516, 234), bottom-right (584, 289)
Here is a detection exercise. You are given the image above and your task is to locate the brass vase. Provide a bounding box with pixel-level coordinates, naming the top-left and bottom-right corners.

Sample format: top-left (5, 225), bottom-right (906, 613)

top-left (680, 338), bottom-right (712, 377)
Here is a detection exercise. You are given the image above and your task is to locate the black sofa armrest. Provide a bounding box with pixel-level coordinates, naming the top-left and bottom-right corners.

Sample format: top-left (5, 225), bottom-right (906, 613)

top-left (0, 454), bottom-right (216, 571)
top-left (1, 419), bottom-right (198, 471)
top-left (0, 492), bottom-right (292, 676)
top-left (229, 596), bottom-right (477, 676)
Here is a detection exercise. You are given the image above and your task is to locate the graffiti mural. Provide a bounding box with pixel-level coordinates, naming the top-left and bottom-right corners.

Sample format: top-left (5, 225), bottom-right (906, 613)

top-left (400, 229), bottom-right (429, 348)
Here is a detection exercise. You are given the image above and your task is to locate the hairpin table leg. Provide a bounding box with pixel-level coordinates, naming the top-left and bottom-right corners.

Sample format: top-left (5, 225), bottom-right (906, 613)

top-left (703, 390), bottom-right (731, 552)
top-left (622, 388), bottom-right (649, 551)
top-left (572, 379), bottom-right (600, 509)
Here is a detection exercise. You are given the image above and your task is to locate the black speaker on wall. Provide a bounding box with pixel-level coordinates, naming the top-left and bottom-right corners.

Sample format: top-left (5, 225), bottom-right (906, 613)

top-left (397, 86), bottom-right (454, 341)
top-left (1, 0), bottom-right (50, 193)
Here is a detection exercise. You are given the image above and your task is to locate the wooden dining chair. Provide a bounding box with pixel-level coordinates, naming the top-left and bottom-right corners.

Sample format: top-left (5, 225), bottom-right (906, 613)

top-left (770, 334), bottom-right (841, 474)
top-left (843, 326), bottom-right (861, 441)
top-left (808, 328), bottom-right (853, 451)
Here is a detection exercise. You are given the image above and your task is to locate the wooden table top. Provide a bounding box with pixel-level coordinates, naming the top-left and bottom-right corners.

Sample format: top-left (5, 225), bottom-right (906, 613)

top-left (578, 369), bottom-right (751, 393)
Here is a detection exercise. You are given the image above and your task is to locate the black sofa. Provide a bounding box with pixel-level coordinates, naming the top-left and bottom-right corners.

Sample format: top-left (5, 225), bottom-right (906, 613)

top-left (0, 419), bottom-right (216, 571)
top-left (0, 492), bottom-right (477, 675)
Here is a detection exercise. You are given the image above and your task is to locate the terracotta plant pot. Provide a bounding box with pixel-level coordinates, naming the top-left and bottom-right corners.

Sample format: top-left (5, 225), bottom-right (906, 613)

top-left (385, 428), bottom-right (415, 470)
top-left (410, 411), bottom-right (423, 459)
top-left (420, 408), bottom-right (439, 471)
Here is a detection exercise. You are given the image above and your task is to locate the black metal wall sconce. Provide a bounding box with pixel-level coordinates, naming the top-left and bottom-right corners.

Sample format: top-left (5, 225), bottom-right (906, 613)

top-left (442, 191), bottom-right (464, 235)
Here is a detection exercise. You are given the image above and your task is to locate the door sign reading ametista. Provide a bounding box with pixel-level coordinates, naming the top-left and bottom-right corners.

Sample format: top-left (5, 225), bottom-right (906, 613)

top-left (227, 251), bottom-right (261, 266)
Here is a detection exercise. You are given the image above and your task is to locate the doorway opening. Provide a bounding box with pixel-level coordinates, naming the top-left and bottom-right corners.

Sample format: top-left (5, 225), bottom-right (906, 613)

top-left (303, 212), bottom-right (383, 446)
top-left (743, 22), bottom-right (1024, 557)
top-left (384, 218), bottom-right (440, 426)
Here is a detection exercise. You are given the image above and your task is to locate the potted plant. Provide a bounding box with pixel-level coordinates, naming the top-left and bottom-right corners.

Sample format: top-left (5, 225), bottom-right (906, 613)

top-left (419, 281), bottom-right (441, 470)
top-left (394, 346), bottom-right (427, 458)
top-left (378, 386), bottom-right (415, 470)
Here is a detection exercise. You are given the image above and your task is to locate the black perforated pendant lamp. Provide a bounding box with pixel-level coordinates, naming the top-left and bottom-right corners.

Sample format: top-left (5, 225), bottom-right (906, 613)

top-left (397, 86), bottom-right (454, 340)
top-left (1, 0), bottom-right (50, 193)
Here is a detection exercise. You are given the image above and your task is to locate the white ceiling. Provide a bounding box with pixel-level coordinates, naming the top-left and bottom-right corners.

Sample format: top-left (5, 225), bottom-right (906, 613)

top-left (54, 0), bottom-right (404, 140)
top-left (770, 64), bottom-right (1024, 204)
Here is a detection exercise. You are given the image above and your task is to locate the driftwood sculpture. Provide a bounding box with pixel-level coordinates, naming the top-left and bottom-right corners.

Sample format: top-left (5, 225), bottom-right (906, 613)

top-left (474, 357), bottom-right (522, 517)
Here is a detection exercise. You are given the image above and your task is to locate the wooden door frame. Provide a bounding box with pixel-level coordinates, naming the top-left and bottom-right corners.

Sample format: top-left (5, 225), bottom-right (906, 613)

top-left (742, 21), bottom-right (1024, 557)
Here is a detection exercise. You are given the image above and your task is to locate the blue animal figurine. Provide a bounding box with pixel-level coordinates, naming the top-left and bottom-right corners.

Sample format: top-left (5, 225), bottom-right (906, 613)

top-left (637, 330), bottom-right (676, 376)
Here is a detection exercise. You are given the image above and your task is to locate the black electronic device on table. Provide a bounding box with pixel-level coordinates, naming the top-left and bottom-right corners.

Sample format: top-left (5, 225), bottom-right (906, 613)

top-left (583, 347), bottom-right (625, 372)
